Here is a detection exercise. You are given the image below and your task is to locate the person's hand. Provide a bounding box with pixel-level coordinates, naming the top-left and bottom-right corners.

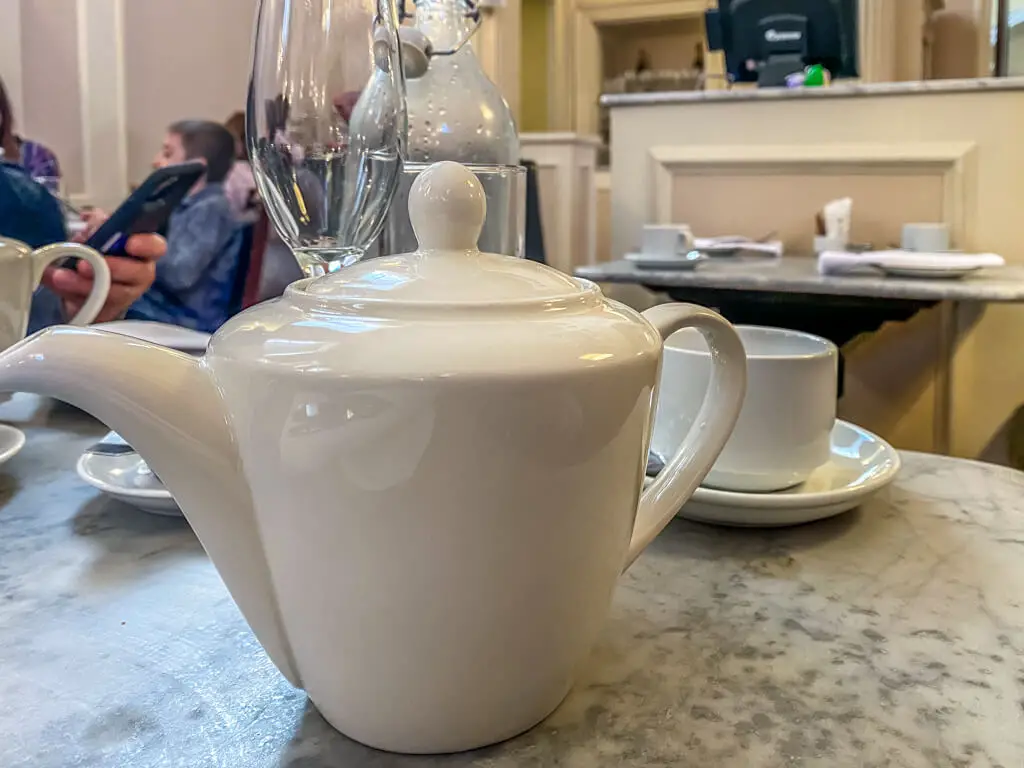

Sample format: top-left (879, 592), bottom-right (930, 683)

top-left (40, 210), bottom-right (166, 323)
top-left (72, 207), bottom-right (109, 244)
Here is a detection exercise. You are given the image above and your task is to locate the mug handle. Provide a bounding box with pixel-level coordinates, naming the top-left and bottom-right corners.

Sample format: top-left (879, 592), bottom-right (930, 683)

top-left (30, 243), bottom-right (112, 326)
top-left (678, 228), bottom-right (695, 252)
top-left (623, 303), bottom-right (747, 571)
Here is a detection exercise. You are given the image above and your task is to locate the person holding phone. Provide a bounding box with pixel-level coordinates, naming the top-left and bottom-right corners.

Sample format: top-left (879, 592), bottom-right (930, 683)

top-left (126, 119), bottom-right (244, 333)
top-left (0, 158), bottom-right (165, 332)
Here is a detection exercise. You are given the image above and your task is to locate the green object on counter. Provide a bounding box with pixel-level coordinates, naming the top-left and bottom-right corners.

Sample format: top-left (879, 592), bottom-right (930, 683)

top-left (803, 64), bottom-right (831, 87)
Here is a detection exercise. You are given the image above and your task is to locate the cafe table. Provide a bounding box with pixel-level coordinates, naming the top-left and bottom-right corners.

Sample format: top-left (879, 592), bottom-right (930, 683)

top-left (1, 394), bottom-right (1023, 767)
top-left (575, 257), bottom-right (1024, 456)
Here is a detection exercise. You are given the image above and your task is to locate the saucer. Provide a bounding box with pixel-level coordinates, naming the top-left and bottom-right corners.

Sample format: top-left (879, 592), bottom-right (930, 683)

top-left (0, 424), bottom-right (26, 467)
top-left (654, 420), bottom-right (900, 527)
top-left (92, 320), bottom-right (211, 353)
top-left (871, 252), bottom-right (1002, 280)
top-left (76, 447), bottom-right (180, 516)
top-left (625, 251), bottom-right (705, 270)
top-left (878, 264), bottom-right (981, 280)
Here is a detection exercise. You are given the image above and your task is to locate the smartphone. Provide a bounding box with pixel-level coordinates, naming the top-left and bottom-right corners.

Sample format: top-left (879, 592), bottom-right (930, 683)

top-left (71, 161), bottom-right (207, 263)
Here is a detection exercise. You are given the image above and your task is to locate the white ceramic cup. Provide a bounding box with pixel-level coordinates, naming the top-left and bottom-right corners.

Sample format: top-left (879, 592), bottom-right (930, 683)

top-left (652, 325), bottom-right (838, 493)
top-left (642, 224), bottom-right (694, 257)
top-left (0, 238), bottom-right (111, 351)
top-left (901, 223), bottom-right (950, 253)
top-left (813, 235), bottom-right (847, 254)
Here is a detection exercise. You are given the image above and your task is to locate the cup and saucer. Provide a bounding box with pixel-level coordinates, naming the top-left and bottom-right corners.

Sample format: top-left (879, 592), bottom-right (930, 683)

top-left (824, 223), bottom-right (1003, 281)
top-left (880, 223), bottom-right (994, 280)
top-left (648, 325), bottom-right (900, 527)
top-left (76, 432), bottom-right (180, 516)
top-left (625, 224), bottom-right (706, 270)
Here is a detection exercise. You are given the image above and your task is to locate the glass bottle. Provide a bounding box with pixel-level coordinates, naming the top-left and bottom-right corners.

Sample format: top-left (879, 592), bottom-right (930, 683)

top-left (379, 0), bottom-right (523, 257)
top-left (405, 0), bottom-right (517, 165)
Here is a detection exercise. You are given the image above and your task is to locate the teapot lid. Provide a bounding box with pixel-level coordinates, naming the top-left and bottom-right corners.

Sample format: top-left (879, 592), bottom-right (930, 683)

top-left (297, 161), bottom-right (590, 307)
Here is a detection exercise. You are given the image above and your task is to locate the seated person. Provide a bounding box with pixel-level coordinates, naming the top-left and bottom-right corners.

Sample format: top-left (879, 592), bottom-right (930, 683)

top-left (0, 158), bottom-right (163, 332)
top-left (0, 76), bottom-right (61, 182)
top-left (127, 120), bottom-right (243, 333)
top-left (223, 111), bottom-right (260, 224)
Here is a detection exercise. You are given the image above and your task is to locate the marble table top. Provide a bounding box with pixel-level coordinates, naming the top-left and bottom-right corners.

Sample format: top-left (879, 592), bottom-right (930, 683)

top-left (576, 258), bottom-right (1024, 303)
top-left (2, 395), bottom-right (1024, 767)
top-left (601, 76), bottom-right (1024, 108)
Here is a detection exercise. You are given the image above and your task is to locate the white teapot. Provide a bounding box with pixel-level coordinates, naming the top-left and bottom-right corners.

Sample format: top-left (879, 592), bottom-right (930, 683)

top-left (0, 162), bottom-right (746, 754)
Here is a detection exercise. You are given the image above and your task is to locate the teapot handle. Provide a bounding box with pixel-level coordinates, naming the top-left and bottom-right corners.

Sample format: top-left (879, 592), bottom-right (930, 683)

top-left (623, 303), bottom-right (747, 571)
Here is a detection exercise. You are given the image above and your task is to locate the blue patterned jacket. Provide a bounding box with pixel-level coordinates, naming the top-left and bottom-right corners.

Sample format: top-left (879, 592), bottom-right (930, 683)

top-left (127, 183), bottom-right (243, 333)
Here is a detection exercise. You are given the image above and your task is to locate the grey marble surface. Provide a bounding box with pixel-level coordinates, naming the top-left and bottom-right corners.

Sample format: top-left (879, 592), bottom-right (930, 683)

top-left (2, 395), bottom-right (1024, 767)
top-left (576, 258), bottom-right (1024, 303)
top-left (601, 76), bottom-right (1024, 108)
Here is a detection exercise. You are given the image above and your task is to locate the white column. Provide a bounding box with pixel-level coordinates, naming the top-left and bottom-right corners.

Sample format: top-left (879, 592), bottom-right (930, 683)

top-left (0, 1), bottom-right (25, 126)
top-left (76, 0), bottom-right (128, 208)
top-left (859, 0), bottom-right (900, 82)
top-left (520, 132), bottom-right (600, 272)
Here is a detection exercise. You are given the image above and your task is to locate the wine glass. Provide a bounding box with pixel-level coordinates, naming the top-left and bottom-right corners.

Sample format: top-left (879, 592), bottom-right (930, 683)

top-left (248, 0), bottom-right (406, 276)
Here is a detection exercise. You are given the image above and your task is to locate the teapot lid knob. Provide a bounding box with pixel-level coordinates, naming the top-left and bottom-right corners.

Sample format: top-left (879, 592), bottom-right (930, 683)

top-left (409, 161), bottom-right (486, 252)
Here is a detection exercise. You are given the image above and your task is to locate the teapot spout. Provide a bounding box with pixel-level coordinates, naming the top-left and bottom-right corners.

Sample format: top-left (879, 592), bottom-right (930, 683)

top-left (0, 327), bottom-right (301, 687)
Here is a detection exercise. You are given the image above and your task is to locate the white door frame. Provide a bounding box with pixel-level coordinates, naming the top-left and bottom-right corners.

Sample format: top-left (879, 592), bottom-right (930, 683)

top-left (0, 1), bottom-right (25, 130)
top-left (76, 0), bottom-right (129, 208)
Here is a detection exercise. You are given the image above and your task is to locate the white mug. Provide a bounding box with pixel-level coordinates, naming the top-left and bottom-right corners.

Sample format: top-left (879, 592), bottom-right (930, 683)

top-left (0, 238), bottom-right (111, 350)
top-left (642, 224), bottom-right (694, 258)
top-left (652, 325), bottom-right (837, 492)
top-left (901, 223), bottom-right (950, 253)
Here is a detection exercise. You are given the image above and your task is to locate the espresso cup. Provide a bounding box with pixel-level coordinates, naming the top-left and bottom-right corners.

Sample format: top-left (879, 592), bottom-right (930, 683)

top-left (901, 223), bottom-right (950, 253)
top-left (0, 238), bottom-right (111, 351)
top-left (642, 224), bottom-right (694, 258)
top-left (652, 325), bottom-right (837, 493)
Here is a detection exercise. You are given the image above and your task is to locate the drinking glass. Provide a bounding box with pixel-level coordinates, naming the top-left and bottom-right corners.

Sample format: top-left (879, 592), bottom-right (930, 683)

top-left (248, 0), bottom-right (406, 276)
top-left (33, 176), bottom-right (62, 196)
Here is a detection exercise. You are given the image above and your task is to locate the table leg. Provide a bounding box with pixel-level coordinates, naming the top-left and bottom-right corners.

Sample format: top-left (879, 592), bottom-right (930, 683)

top-left (933, 301), bottom-right (958, 455)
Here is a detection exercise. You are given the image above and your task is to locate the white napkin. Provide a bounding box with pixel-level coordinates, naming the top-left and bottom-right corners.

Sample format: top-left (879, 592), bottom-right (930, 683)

top-left (694, 237), bottom-right (785, 257)
top-left (818, 250), bottom-right (1005, 276)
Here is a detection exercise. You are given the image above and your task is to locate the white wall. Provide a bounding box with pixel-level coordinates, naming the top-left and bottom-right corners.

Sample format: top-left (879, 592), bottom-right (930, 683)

top-left (0, 2), bottom-right (25, 134)
top-left (19, 0), bottom-right (85, 194)
top-left (1, 0), bottom-right (85, 194)
top-left (0, 0), bottom-right (258, 205)
top-left (123, 0), bottom-right (257, 184)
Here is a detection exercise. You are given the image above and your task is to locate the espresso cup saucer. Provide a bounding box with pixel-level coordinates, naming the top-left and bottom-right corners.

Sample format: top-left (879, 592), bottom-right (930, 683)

top-left (76, 443), bottom-right (181, 517)
top-left (625, 250), bottom-right (706, 271)
top-left (877, 264), bottom-right (981, 280)
top-left (651, 420), bottom-right (900, 527)
top-left (0, 424), bottom-right (27, 467)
